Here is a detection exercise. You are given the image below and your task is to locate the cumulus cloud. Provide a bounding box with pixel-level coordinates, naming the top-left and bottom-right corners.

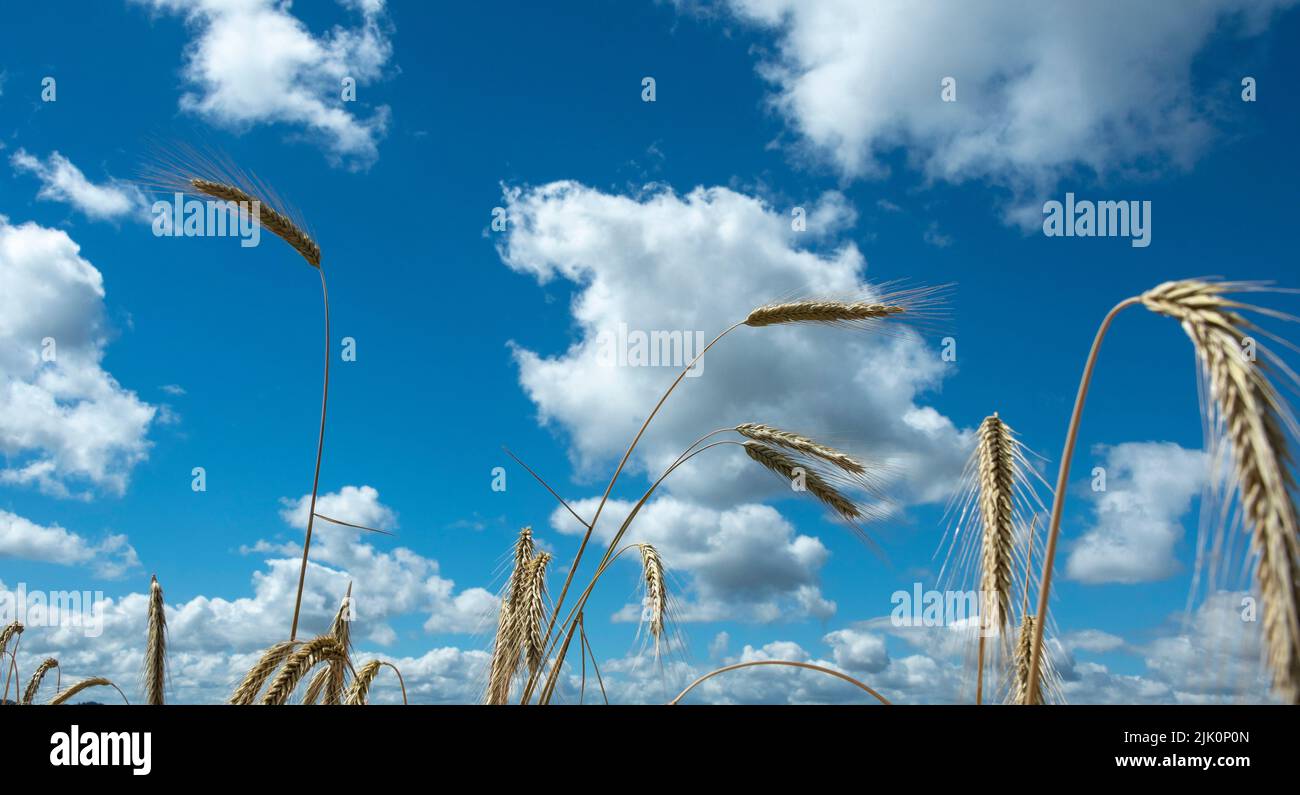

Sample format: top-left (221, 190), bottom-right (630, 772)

top-left (0, 509), bottom-right (139, 579)
top-left (10, 149), bottom-right (145, 220)
top-left (1065, 442), bottom-right (1206, 584)
top-left (500, 181), bottom-right (969, 507)
top-left (0, 216), bottom-right (157, 497)
top-left (131, 0), bottom-right (392, 168)
top-left (711, 0), bottom-right (1296, 223)
top-left (499, 180), bottom-right (971, 623)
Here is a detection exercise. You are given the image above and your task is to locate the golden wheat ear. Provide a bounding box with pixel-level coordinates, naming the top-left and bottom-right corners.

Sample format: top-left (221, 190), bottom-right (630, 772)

top-left (744, 284), bottom-right (949, 330)
top-left (1138, 279), bottom-right (1300, 702)
top-left (1008, 615), bottom-right (1062, 704)
top-left (939, 413), bottom-right (1051, 703)
top-left (261, 635), bottom-right (350, 705)
top-left (229, 641), bottom-right (299, 705)
top-left (345, 659), bottom-right (408, 705)
top-left (486, 527), bottom-right (536, 704)
top-left (22, 658), bottom-right (59, 705)
top-left (143, 574), bottom-right (167, 705)
top-left (49, 677), bottom-right (129, 705)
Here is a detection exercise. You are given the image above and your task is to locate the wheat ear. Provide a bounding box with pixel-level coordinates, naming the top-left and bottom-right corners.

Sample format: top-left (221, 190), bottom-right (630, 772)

top-left (637, 544), bottom-right (667, 660)
top-left (521, 552), bottom-right (553, 677)
top-left (261, 635), bottom-right (349, 705)
top-left (735, 423), bottom-right (866, 476)
top-left (1140, 280), bottom-right (1300, 701)
top-left (1009, 615), bottom-right (1060, 704)
top-left (345, 660), bottom-right (409, 705)
top-left (230, 641), bottom-right (299, 705)
top-left (144, 574), bottom-right (167, 705)
top-left (22, 658), bottom-right (59, 705)
top-left (743, 441), bottom-right (866, 523)
top-left (50, 677), bottom-right (128, 705)
top-left (189, 179), bottom-right (321, 267)
top-left (304, 583), bottom-right (354, 705)
top-left (486, 527), bottom-right (536, 704)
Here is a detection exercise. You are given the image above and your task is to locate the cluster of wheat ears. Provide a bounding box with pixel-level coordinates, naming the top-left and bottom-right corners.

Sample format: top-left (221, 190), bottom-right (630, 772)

top-left (6, 162), bottom-right (1296, 706)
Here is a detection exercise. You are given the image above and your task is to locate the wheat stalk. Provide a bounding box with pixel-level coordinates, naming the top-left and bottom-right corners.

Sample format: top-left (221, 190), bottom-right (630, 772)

top-left (230, 641), bottom-right (299, 705)
top-left (486, 527), bottom-right (536, 705)
top-left (21, 658), bottom-right (59, 705)
top-left (49, 677), bottom-right (128, 705)
top-left (261, 635), bottom-right (349, 705)
top-left (1029, 278), bottom-right (1300, 704)
top-left (344, 659), bottom-right (409, 705)
top-left (144, 574), bottom-right (167, 705)
top-left (189, 178), bottom-right (321, 267)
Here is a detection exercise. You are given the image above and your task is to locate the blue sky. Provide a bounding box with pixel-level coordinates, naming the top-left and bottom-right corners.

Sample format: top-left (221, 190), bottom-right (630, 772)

top-left (1, 0), bottom-right (1298, 704)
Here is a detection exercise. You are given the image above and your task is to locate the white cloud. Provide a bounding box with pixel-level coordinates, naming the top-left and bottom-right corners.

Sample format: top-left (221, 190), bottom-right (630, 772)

top-left (0, 216), bottom-right (157, 497)
top-left (131, 0), bottom-right (392, 168)
top-left (1065, 442), bottom-right (1206, 584)
top-left (0, 509), bottom-right (139, 578)
top-left (712, 0), bottom-right (1296, 223)
top-left (10, 149), bottom-right (144, 220)
top-left (1065, 628), bottom-right (1127, 654)
top-left (279, 484), bottom-right (396, 531)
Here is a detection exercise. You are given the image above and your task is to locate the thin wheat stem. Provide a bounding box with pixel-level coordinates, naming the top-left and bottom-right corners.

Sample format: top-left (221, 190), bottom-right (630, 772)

top-left (1027, 297), bottom-right (1140, 703)
top-left (290, 267), bottom-right (330, 642)
top-left (522, 323), bottom-right (743, 703)
top-left (668, 660), bottom-right (891, 705)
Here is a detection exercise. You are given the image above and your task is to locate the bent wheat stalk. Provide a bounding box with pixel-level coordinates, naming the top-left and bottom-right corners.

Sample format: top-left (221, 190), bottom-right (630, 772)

top-left (1029, 280), bottom-right (1300, 704)
top-left (144, 574), bottom-right (167, 705)
top-left (345, 660), bottom-right (408, 705)
top-left (669, 660), bottom-right (891, 705)
top-left (50, 677), bottom-right (129, 705)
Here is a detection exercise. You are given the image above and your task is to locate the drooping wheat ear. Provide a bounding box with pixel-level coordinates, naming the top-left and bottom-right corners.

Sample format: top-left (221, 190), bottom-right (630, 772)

top-left (304, 584), bottom-right (354, 705)
top-left (1139, 279), bottom-right (1300, 702)
top-left (229, 640), bottom-right (299, 705)
top-left (261, 635), bottom-right (349, 705)
top-left (0, 621), bottom-right (22, 656)
top-left (344, 660), bottom-right (409, 705)
top-left (735, 424), bottom-right (866, 476)
top-left (189, 178), bottom-right (321, 266)
top-left (49, 677), bottom-right (128, 705)
top-left (637, 544), bottom-right (667, 660)
top-left (144, 574), bottom-right (167, 705)
top-left (22, 658), bottom-right (59, 705)
top-left (486, 527), bottom-right (536, 705)
top-left (521, 552), bottom-right (553, 677)
top-left (1009, 615), bottom-right (1061, 704)
top-left (743, 441), bottom-right (867, 524)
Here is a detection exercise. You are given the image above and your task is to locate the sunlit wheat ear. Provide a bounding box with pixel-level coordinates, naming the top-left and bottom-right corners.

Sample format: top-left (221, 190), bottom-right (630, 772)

top-left (743, 284), bottom-right (949, 330)
top-left (261, 635), bottom-right (349, 705)
top-left (22, 658), bottom-right (59, 705)
top-left (304, 583), bottom-right (353, 705)
top-left (486, 526), bottom-right (535, 705)
top-left (521, 552), bottom-right (553, 678)
top-left (144, 575), bottom-right (167, 706)
top-left (188, 178), bottom-right (321, 267)
top-left (742, 441), bottom-right (875, 527)
top-left (230, 640), bottom-right (298, 705)
top-left (735, 423), bottom-right (866, 476)
top-left (49, 677), bottom-right (128, 705)
top-left (1140, 279), bottom-right (1300, 702)
top-left (636, 544), bottom-right (667, 661)
top-left (345, 660), bottom-right (408, 705)
top-left (1009, 615), bottom-right (1061, 705)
